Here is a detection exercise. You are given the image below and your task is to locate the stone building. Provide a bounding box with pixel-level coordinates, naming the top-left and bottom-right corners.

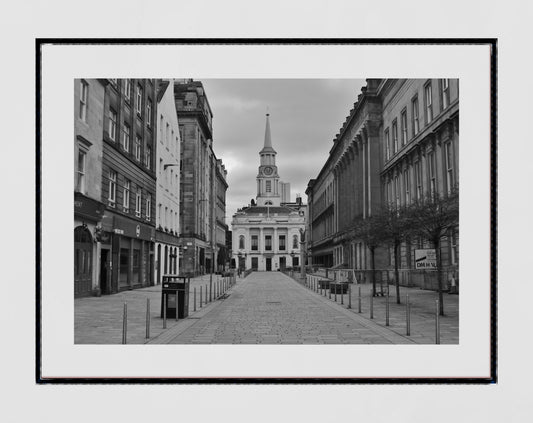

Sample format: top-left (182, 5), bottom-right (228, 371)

top-left (232, 114), bottom-right (306, 272)
top-left (74, 78), bottom-right (106, 297)
top-left (97, 79), bottom-right (158, 294)
top-left (174, 80), bottom-right (228, 275)
top-left (306, 79), bottom-right (459, 286)
top-left (154, 79), bottom-right (181, 284)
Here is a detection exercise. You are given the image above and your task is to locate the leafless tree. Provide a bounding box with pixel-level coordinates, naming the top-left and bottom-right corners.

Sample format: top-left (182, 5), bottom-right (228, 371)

top-left (407, 189), bottom-right (459, 315)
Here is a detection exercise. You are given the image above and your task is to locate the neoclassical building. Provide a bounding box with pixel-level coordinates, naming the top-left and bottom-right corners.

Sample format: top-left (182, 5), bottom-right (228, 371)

top-left (232, 114), bottom-right (306, 272)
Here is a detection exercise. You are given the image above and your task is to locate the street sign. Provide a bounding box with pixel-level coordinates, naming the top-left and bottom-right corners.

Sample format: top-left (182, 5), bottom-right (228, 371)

top-left (414, 249), bottom-right (437, 269)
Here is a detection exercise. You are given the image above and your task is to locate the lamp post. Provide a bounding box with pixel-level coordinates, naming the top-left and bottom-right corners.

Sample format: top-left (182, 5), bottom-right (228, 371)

top-left (299, 228), bottom-right (306, 280)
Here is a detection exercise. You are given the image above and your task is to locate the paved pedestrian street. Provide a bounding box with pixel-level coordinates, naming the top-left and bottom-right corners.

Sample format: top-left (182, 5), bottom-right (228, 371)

top-left (151, 272), bottom-right (417, 345)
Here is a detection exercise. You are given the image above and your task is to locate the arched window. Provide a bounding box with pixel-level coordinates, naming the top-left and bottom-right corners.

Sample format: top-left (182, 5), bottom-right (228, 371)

top-left (239, 235), bottom-right (245, 250)
top-left (293, 234), bottom-right (299, 249)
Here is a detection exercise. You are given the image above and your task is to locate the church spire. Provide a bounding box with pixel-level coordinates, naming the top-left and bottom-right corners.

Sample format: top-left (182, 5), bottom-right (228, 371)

top-left (260, 113), bottom-right (276, 154)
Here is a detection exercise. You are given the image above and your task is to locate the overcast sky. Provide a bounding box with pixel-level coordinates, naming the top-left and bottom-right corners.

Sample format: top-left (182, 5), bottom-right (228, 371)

top-left (201, 79), bottom-right (366, 224)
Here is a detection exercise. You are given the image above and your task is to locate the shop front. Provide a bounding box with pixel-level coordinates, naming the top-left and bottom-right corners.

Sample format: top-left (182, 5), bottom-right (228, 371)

top-left (74, 192), bottom-right (104, 298)
top-left (100, 213), bottom-right (155, 293)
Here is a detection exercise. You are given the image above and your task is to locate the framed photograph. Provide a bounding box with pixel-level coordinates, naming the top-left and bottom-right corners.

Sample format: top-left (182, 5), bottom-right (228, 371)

top-left (37, 39), bottom-right (496, 383)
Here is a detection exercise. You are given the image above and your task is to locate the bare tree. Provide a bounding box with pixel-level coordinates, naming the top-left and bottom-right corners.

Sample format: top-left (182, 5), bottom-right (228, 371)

top-left (380, 203), bottom-right (411, 304)
top-left (407, 189), bottom-right (459, 315)
top-left (351, 215), bottom-right (388, 297)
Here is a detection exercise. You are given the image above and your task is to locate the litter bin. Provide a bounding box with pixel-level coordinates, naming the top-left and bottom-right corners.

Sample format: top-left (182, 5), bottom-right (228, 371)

top-left (160, 275), bottom-right (190, 319)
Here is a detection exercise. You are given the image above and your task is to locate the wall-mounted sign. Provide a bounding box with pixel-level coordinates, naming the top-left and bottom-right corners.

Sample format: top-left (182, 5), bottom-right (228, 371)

top-left (414, 249), bottom-right (437, 269)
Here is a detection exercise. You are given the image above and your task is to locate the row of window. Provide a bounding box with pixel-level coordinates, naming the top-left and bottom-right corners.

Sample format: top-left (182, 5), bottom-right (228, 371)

top-left (384, 79), bottom-right (451, 161)
top-left (386, 141), bottom-right (455, 207)
top-left (106, 169), bottom-right (152, 221)
top-left (157, 204), bottom-right (178, 233)
top-left (107, 108), bottom-right (153, 170)
top-left (159, 115), bottom-right (180, 156)
top-left (238, 234), bottom-right (299, 251)
top-left (110, 79), bottom-right (153, 123)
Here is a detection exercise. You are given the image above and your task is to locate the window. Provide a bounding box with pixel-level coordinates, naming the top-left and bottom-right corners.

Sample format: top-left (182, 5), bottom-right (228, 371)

top-left (123, 179), bottom-right (130, 212)
top-left (279, 235), bottom-right (286, 251)
top-left (449, 229), bottom-right (458, 265)
top-left (412, 96), bottom-right (420, 136)
top-left (160, 115), bottom-right (164, 143)
top-left (164, 207), bottom-right (168, 229)
top-left (108, 109), bottom-right (117, 141)
top-left (135, 190), bottom-right (142, 217)
top-left (122, 123), bottom-right (130, 151)
top-left (146, 195), bottom-right (151, 221)
top-left (145, 144), bottom-right (152, 169)
top-left (392, 120), bottom-right (398, 153)
top-left (424, 82), bottom-right (433, 124)
top-left (266, 180), bottom-right (271, 192)
top-left (404, 168), bottom-right (410, 205)
top-left (147, 99), bottom-right (152, 126)
top-left (385, 128), bottom-right (390, 160)
top-left (293, 234), bottom-right (299, 249)
top-left (265, 235), bottom-right (272, 251)
top-left (239, 235), bottom-right (245, 250)
top-left (124, 79), bottom-right (131, 101)
top-left (108, 170), bottom-right (117, 207)
top-left (400, 110), bottom-right (408, 146)
top-left (394, 175), bottom-right (400, 207)
top-left (251, 235), bottom-right (258, 251)
top-left (166, 123), bottom-right (170, 147)
top-left (136, 84), bottom-right (143, 114)
top-left (158, 204), bottom-right (162, 226)
top-left (428, 151), bottom-right (436, 197)
top-left (76, 149), bottom-right (86, 193)
top-left (415, 160), bottom-right (422, 200)
top-left (134, 135), bottom-right (141, 161)
top-left (445, 142), bottom-right (454, 194)
top-left (79, 80), bottom-right (88, 122)
top-left (440, 79), bottom-right (450, 110)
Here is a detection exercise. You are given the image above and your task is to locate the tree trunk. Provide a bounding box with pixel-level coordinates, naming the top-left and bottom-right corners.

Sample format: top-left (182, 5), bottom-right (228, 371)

top-left (370, 247), bottom-right (376, 297)
top-left (435, 237), bottom-right (444, 316)
top-left (394, 241), bottom-right (401, 304)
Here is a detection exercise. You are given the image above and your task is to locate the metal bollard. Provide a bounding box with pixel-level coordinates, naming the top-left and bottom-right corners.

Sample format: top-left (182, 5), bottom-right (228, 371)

top-left (370, 293), bottom-right (374, 319)
top-left (335, 285), bottom-right (337, 302)
top-left (145, 298), bottom-right (150, 339)
top-left (406, 294), bottom-right (410, 336)
top-left (200, 285), bottom-right (203, 308)
top-left (163, 295), bottom-right (167, 329)
top-left (358, 286), bottom-right (361, 313)
top-left (329, 286), bottom-right (331, 300)
top-left (436, 299), bottom-right (440, 344)
top-left (341, 287), bottom-right (344, 305)
top-left (348, 284), bottom-right (351, 309)
top-left (209, 284), bottom-right (212, 302)
top-left (205, 284), bottom-right (208, 304)
top-left (194, 287), bottom-right (197, 312)
top-left (386, 287), bottom-right (390, 326)
top-left (175, 293), bottom-right (179, 321)
top-left (122, 302), bottom-right (127, 344)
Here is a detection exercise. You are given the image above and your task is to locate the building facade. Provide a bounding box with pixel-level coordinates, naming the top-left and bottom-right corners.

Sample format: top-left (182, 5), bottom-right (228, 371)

top-left (306, 79), bottom-right (459, 286)
top-left (174, 80), bottom-right (228, 275)
top-left (97, 79), bottom-right (158, 294)
top-left (232, 114), bottom-right (306, 272)
top-left (154, 79), bottom-right (181, 284)
top-left (74, 78), bottom-right (106, 297)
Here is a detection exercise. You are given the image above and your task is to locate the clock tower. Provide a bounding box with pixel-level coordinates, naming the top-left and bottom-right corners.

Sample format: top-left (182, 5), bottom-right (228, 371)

top-left (256, 113), bottom-right (281, 206)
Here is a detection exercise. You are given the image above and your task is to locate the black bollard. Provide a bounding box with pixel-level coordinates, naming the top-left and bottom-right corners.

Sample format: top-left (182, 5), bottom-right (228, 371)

top-left (122, 302), bottom-right (127, 344)
top-left (145, 298), bottom-right (150, 339)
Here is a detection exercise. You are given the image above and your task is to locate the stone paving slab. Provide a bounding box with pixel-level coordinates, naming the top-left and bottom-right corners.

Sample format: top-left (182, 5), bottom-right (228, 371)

top-left (161, 272), bottom-right (416, 345)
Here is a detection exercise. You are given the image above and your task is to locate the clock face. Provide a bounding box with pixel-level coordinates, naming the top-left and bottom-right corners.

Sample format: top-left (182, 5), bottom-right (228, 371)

top-left (263, 166), bottom-right (273, 175)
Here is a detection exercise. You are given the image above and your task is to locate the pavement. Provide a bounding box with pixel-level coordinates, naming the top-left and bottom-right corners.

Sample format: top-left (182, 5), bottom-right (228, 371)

top-left (75, 271), bottom-right (458, 344)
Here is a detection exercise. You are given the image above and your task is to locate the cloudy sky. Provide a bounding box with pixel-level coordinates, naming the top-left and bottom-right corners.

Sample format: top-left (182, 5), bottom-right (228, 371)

top-left (201, 79), bottom-right (366, 223)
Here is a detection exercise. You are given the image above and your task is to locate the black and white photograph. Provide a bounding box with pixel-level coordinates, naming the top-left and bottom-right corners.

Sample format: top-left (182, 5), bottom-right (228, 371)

top-left (73, 78), bottom-right (459, 346)
top-left (7, 0), bottom-right (533, 420)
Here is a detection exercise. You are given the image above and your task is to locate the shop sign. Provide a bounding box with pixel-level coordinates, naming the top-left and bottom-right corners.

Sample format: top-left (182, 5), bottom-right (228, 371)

top-left (74, 192), bottom-right (104, 221)
top-left (112, 215), bottom-right (155, 241)
top-left (414, 249), bottom-right (437, 269)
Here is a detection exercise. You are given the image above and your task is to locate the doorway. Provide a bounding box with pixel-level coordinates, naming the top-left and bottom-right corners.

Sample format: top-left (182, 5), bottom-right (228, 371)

top-left (266, 257), bottom-right (272, 271)
top-left (279, 257), bottom-right (286, 270)
top-left (100, 249), bottom-right (109, 294)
